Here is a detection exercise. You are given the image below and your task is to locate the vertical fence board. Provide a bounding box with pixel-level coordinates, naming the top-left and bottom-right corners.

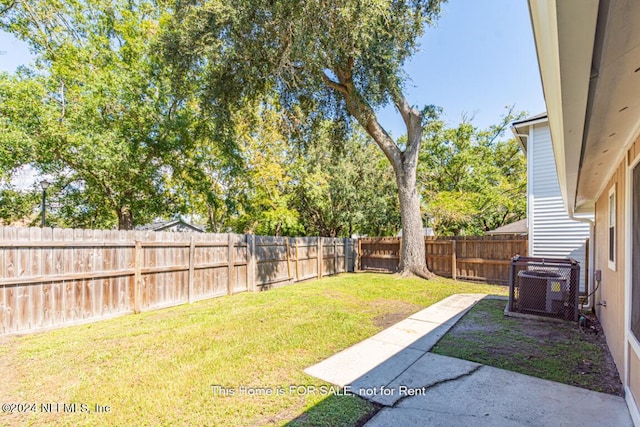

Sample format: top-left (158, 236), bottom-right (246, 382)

top-left (227, 234), bottom-right (234, 296)
top-left (317, 238), bottom-right (323, 279)
top-left (451, 240), bottom-right (457, 280)
top-left (188, 235), bottom-right (195, 303)
top-left (5, 228), bottom-right (15, 332)
top-left (145, 233), bottom-right (153, 309)
top-left (247, 235), bottom-right (256, 292)
top-left (16, 227), bottom-right (29, 330)
top-left (6, 228), bottom-right (17, 331)
top-left (102, 232), bottom-right (113, 315)
top-left (134, 240), bottom-right (142, 314)
top-left (0, 229), bottom-right (5, 333)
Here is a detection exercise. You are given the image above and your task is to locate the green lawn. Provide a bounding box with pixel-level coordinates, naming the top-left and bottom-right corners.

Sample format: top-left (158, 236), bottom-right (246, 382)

top-left (0, 273), bottom-right (507, 427)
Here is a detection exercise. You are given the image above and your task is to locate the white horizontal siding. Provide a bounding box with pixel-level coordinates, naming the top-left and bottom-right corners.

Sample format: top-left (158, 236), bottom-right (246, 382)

top-left (529, 123), bottom-right (590, 290)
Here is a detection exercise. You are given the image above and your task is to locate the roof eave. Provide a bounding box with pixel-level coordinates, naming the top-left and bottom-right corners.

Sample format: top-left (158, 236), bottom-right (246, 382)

top-left (528, 0), bottom-right (600, 215)
top-left (510, 114), bottom-right (549, 154)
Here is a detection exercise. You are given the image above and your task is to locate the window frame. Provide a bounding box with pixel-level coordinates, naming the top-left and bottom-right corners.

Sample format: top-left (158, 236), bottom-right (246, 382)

top-left (608, 185), bottom-right (616, 271)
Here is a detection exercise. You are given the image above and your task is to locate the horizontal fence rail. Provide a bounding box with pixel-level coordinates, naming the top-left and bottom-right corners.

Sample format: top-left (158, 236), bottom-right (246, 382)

top-left (358, 235), bottom-right (528, 284)
top-left (0, 226), bottom-right (356, 335)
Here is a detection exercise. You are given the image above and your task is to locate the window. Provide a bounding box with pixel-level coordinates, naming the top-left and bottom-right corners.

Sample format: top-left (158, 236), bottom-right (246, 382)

top-left (608, 186), bottom-right (616, 270)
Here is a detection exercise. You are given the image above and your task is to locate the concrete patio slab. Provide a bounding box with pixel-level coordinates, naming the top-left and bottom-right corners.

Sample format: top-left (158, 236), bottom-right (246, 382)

top-left (366, 353), bottom-right (480, 406)
top-left (304, 339), bottom-right (424, 387)
top-left (346, 346), bottom-right (425, 396)
top-left (366, 364), bottom-right (632, 427)
top-left (304, 292), bottom-right (634, 426)
top-left (365, 407), bottom-right (526, 427)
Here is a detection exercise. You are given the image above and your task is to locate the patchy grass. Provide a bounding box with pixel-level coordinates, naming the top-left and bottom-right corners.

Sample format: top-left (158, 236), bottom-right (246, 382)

top-left (0, 273), bottom-right (507, 427)
top-left (431, 298), bottom-right (623, 395)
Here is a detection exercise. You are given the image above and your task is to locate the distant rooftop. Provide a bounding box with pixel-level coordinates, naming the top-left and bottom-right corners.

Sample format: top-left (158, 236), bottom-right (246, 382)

top-left (512, 112), bottom-right (547, 127)
top-left (485, 219), bottom-right (528, 235)
top-left (136, 219), bottom-right (205, 233)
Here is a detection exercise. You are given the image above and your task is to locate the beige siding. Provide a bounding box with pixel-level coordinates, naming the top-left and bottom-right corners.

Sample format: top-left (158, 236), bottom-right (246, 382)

top-left (628, 138), bottom-right (640, 168)
top-left (595, 161), bottom-right (627, 374)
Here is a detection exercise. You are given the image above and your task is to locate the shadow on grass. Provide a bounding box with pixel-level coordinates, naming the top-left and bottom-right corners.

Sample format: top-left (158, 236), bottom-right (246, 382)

top-left (284, 393), bottom-right (380, 427)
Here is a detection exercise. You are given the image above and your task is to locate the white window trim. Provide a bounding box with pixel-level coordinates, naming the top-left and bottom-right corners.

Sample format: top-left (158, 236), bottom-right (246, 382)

top-left (608, 185), bottom-right (616, 271)
top-left (625, 153), bottom-right (640, 407)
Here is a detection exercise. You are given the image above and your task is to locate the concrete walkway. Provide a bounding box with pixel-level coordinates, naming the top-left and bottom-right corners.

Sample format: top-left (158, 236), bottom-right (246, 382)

top-left (304, 294), bottom-right (633, 427)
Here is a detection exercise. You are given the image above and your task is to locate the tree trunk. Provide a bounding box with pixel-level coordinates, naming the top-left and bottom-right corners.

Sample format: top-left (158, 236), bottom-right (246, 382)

top-left (324, 60), bottom-right (432, 278)
top-left (396, 157), bottom-right (429, 276)
top-left (117, 205), bottom-right (134, 230)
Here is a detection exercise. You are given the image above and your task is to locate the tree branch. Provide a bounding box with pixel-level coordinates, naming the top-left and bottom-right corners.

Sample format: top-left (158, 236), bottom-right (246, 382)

top-left (394, 92), bottom-right (413, 127)
top-left (0, 1), bottom-right (17, 16)
top-left (327, 61), bottom-right (402, 170)
top-left (393, 91), bottom-right (422, 161)
top-left (486, 105), bottom-right (516, 146)
top-left (321, 72), bottom-right (348, 96)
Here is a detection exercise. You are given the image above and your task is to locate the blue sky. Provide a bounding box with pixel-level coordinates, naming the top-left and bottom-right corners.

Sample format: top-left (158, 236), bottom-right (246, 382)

top-left (376, 0), bottom-right (545, 136)
top-left (0, 0), bottom-right (545, 137)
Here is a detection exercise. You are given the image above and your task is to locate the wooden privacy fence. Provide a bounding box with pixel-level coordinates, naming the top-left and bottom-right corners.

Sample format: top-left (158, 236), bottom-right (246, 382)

top-left (0, 226), bottom-right (356, 335)
top-left (359, 235), bottom-right (528, 284)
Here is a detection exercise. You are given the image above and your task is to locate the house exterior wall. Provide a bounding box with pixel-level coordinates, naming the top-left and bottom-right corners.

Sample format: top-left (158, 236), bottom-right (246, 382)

top-left (528, 122), bottom-right (590, 290)
top-left (594, 139), bottom-right (640, 414)
top-left (595, 162), bottom-right (626, 374)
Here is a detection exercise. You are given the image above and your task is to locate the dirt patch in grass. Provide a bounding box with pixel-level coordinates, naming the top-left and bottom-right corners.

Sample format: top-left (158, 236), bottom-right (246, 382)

top-left (370, 300), bottom-right (421, 329)
top-left (431, 298), bottom-right (624, 396)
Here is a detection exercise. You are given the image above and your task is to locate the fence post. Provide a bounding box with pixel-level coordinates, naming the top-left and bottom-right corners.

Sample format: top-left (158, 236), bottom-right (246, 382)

top-left (357, 238), bottom-right (362, 271)
top-left (317, 237), bottom-right (323, 279)
top-left (188, 235), bottom-right (195, 303)
top-left (334, 238), bottom-right (338, 275)
top-left (227, 234), bottom-right (234, 296)
top-left (134, 240), bottom-right (142, 313)
top-left (247, 234), bottom-right (256, 292)
top-left (451, 239), bottom-right (457, 281)
top-left (344, 238), bottom-right (349, 273)
top-left (294, 238), bottom-right (300, 281)
top-left (286, 238), bottom-right (293, 282)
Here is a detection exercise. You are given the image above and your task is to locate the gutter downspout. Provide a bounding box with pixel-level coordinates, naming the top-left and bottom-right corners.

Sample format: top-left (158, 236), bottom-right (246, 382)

top-left (568, 211), bottom-right (595, 311)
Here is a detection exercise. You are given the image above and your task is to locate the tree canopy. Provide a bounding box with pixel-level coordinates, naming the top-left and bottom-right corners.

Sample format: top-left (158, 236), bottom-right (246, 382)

top-left (165, 0), bottom-right (447, 276)
top-left (0, 0), bottom-right (228, 229)
top-left (419, 108), bottom-right (527, 235)
top-left (0, 0), bottom-right (527, 258)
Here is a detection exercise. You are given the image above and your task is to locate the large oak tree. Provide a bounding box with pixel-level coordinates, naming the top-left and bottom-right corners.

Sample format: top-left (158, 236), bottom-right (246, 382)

top-left (166, 0), bottom-right (446, 277)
